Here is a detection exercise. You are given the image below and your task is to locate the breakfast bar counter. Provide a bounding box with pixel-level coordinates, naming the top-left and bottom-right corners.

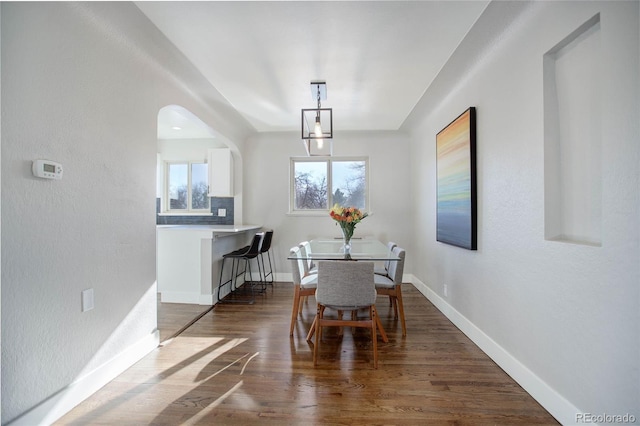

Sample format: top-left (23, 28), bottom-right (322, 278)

top-left (157, 224), bottom-right (262, 305)
top-left (156, 224), bottom-right (262, 233)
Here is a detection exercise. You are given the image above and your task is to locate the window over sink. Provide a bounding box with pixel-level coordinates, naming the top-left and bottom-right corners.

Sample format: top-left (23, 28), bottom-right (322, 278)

top-left (166, 161), bottom-right (210, 213)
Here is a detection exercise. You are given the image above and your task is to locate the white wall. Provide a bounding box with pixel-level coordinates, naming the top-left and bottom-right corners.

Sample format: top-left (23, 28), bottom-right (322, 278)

top-left (243, 131), bottom-right (413, 279)
top-left (0, 5), bottom-right (3, 422)
top-left (158, 138), bottom-right (222, 161)
top-left (403, 1), bottom-right (639, 423)
top-left (0, 3), bottom-right (253, 424)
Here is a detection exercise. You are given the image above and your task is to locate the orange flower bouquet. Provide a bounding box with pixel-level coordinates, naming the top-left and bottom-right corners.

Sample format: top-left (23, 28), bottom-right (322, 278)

top-left (329, 204), bottom-right (368, 246)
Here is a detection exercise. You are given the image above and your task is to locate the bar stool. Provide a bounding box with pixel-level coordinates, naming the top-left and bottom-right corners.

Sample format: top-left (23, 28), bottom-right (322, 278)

top-left (258, 230), bottom-right (274, 285)
top-left (217, 232), bottom-right (264, 304)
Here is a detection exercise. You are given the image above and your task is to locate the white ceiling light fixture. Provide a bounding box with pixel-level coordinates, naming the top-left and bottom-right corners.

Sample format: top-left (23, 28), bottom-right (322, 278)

top-left (302, 81), bottom-right (332, 156)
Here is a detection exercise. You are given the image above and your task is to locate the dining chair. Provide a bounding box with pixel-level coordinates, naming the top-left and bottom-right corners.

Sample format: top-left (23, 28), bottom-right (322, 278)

top-left (289, 246), bottom-right (318, 336)
top-left (297, 241), bottom-right (318, 314)
top-left (374, 241), bottom-right (397, 277)
top-left (298, 241), bottom-right (317, 276)
top-left (313, 260), bottom-right (380, 368)
top-left (374, 246), bottom-right (407, 336)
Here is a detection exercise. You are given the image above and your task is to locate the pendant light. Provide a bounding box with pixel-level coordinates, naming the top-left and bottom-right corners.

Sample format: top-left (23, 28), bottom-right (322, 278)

top-left (301, 81), bottom-right (333, 156)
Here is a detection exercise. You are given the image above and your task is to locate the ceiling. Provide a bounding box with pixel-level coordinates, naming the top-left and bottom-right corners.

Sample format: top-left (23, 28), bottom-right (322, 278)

top-left (138, 1), bottom-right (489, 139)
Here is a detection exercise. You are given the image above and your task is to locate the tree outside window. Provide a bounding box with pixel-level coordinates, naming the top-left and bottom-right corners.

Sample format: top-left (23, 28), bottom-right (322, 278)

top-left (292, 157), bottom-right (368, 212)
top-left (167, 162), bottom-right (210, 212)
top-left (332, 160), bottom-right (366, 209)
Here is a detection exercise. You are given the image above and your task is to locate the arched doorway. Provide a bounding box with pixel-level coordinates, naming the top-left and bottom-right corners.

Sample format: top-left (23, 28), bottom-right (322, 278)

top-left (155, 105), bottom-right (234, 342)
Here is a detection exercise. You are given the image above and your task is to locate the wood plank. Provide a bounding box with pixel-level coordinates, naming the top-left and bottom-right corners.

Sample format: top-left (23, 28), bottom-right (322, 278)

top-left (156, 294), bottom-right (213, 342)
top-left (56, 284), bottom-right (559, 425)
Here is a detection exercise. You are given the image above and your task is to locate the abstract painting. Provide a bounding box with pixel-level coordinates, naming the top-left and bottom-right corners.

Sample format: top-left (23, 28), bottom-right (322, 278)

top-left (436, 107), bottom-right (477, 250)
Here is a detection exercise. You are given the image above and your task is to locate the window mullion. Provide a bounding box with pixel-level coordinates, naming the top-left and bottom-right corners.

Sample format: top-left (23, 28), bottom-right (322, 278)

top-left (187, 161), bottom-right (194, 211)
top-left (164, 162), bottom-right (170, 212)
top-left (327, 159), bottom-right (332, 207)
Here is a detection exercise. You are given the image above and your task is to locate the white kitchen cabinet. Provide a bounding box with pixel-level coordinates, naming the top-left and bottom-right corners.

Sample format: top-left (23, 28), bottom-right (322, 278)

top-left (208, 148), bottom-right (233, 197)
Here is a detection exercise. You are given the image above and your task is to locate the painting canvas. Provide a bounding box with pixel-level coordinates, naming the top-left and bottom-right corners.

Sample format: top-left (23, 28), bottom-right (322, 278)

top-left (436, 107), bottom-right (477, 250)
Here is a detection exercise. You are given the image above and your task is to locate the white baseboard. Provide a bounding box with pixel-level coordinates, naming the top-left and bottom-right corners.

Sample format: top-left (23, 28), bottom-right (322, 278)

top-left (160, 291), bottom-right (223, 306)
top-left (276, 272), bottom-right (293, 283)
top-left (10, 330), bottom-right (160, 426)
top-left (160, 291), bottom-right (202, 304)
top-left (408, 275), bottom-right (580, 425)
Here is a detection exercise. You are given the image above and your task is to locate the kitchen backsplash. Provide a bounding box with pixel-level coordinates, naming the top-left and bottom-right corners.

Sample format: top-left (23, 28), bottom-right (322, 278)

top-left (156, 197), bottom-right (234, 225)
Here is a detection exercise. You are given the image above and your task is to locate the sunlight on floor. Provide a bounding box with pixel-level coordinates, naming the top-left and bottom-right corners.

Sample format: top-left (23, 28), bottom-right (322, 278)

top-left (55, 335), bottom-right (261, 424)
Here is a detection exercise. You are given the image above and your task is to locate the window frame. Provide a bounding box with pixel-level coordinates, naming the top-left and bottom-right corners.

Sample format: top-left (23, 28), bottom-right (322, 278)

top-left (164, 160), bottom-right (210, 214)
top-left (289, 156), bottom-right (369, 216)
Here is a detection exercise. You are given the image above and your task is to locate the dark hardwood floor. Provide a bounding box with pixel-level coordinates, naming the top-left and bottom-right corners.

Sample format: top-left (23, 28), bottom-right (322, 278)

top-left (56, 283), bottom-right (559, 425)
top-left (156, 295), bottom-right (213, 343)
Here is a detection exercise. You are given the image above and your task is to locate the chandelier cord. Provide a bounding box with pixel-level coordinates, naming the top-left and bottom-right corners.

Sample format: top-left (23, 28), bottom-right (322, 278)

top-left (316, 85), bottom-right (322, 119)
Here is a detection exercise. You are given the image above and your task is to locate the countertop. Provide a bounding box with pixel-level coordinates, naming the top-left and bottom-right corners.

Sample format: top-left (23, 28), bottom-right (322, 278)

top-left (156, 224), bottom-right (262, 233)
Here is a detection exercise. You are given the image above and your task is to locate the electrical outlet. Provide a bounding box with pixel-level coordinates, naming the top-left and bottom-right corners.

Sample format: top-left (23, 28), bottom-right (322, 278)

top-left (443, 284), bottom-right (448, 297)
top-left (82, 288), bottom-right (94, 312)
top-left (217, 208), bottom-right (226, 217)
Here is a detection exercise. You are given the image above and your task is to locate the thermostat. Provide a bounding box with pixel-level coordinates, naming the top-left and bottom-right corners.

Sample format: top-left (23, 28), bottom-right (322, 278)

top-left (32, 159), bottom-right (63, 180)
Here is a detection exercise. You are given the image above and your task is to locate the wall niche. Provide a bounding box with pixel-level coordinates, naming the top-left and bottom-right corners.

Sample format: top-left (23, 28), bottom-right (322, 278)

top-left (544, 14), bottom-right (602, 246)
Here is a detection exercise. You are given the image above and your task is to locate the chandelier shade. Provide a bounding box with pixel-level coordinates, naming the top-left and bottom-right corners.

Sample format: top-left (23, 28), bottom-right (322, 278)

top-left (301, 81), bottom-right (333, 156)
top-left (301, 108), bottom-right (333, 140)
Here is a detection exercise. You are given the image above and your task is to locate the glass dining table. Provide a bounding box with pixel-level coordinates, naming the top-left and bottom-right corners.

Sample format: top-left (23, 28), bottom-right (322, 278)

top-left (287, 238), bottom-right (400, 261)
top-left (288, 238), bottom-right (398, 343)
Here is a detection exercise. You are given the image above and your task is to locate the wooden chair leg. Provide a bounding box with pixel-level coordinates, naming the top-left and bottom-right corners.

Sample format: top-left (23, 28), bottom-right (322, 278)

top-left (313, 305), bottom-right (323, 366)
top-left (299, 295), bottom-right (306, 314)
top-left (395, 285), bottom-right (407, 337)
top-left (375, 313), bottom-right (388, 343)
top-left (306, 314), bottom-right (317, 342)
top-left (289, 285), bottom-right (301, 336)
top-left (371, 306), bottom-right (378, 369)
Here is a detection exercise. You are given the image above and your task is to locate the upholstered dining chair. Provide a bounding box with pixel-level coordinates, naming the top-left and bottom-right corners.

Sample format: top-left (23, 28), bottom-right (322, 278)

top-left (374, 246), bottom-right (407, 336)
top-left (289, 246), bottom-right (318, 336)
top-left (374, 241), bottom-right (397, 277)
top-left (298, 241), bottom-right (318, 276)
top-left (313, 260), bottom-right (380, 368)
top-left (297, 241), bottom-right (318, 314)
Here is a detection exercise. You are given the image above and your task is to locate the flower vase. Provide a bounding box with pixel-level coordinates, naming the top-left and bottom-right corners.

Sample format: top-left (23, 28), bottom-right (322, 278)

top-left (341, 224), bottom-right (353, 255)
top-left (342, 235), bottom-right (352, 254)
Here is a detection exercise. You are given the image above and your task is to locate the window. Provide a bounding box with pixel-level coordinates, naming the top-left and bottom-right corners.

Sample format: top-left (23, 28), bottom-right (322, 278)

top-left (291, 157), bottom-right (368, 213)
top-left (166, 161), bottom-right (210, 212)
